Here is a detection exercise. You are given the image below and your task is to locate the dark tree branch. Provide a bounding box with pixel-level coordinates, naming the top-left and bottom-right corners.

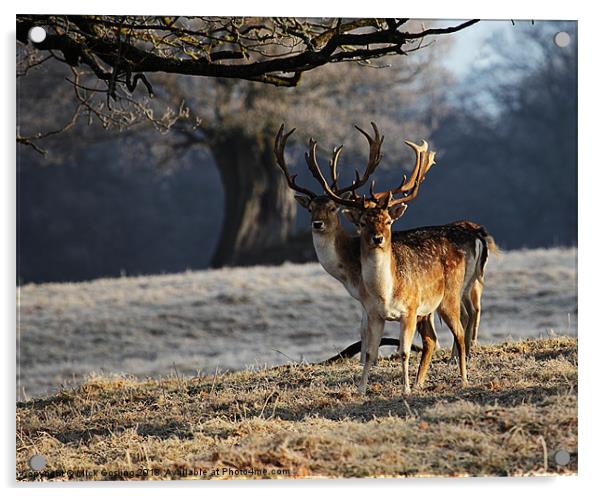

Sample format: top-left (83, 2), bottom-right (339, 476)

top-left (16, 136), bottom-right (47, 155)
top-left (16, 16), bottom-right (479, 92)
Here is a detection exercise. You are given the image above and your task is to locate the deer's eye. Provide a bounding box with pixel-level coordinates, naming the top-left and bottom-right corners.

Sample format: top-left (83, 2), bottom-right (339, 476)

top-left (386, 219), bottom-right (392, 225)
top-left (330, 207), bottom-right (337, 212)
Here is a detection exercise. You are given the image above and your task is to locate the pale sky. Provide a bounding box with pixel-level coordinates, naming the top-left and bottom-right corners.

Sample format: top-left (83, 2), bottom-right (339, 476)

top-left (440, 20), bottom-right (512, 78)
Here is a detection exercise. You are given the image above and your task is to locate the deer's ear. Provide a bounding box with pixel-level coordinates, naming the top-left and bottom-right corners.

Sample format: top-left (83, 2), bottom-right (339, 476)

top-left (295, 195), bottom-right (312, 210)
top-left (388, 203), bottom-right (408, 222)
top-left (342, 208), bottom-right (362, 226)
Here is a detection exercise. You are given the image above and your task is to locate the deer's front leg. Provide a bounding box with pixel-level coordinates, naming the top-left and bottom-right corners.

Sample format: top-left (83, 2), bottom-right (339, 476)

top-left (400, 311), bottom-right (418, 395)
top-left (358, 313), bottom-right (385, 395)
top-left (359, 310), bottom-right (369, 365)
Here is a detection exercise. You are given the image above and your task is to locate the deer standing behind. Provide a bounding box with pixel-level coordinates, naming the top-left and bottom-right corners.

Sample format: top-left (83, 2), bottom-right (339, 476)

top-left (303, 124), bottom-right (497, 393)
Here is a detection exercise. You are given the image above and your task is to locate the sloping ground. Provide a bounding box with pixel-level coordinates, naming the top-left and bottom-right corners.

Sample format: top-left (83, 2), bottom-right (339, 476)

top-left (17, 247), bottom-right (577, 399)
top-left (16, 337), bottom-right (577, 480)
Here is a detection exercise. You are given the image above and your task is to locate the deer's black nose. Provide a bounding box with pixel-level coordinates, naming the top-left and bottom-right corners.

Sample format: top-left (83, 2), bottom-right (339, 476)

top-left (372, 235), bottom-right (384, 245)
top-left (312, 221), bottom-right (324, 230)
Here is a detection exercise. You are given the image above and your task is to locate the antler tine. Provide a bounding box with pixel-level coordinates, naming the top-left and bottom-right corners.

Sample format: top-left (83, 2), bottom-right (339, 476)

top-left (387, 144), bottom-right (437, 208)
top-left (304, 138), bottom-right (363, 209)
top-left (370, 138), bottom-right (431, 206)
top-left (329, 145), bottom-right (343, 189)
top-left (368, 179), bottom-right (380, 205)
top-left (274, 124), bottom-right (317, 199)
top-left (422, 150), bottom-right (437, 179)
top-left (400, 139), bottom-right (429, 192)
top-left (336, 122), bottom-right (384, 195)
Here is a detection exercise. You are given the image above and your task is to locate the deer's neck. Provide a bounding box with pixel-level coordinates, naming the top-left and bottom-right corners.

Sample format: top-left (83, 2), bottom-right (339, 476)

top-left (312, 222), bottom-right (361, 300)
top-left (361, 240), bottom-right (396, 309)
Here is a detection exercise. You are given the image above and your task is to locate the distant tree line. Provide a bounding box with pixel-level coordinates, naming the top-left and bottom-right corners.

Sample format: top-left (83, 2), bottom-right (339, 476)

top-left (17, 145), bottom-right (222, 283)
top-left (409, 23), bottom-right (577, 248)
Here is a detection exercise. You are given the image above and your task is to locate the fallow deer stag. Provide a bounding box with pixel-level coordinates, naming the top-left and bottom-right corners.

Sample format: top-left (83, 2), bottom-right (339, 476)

top-left (275, 123), bottom-right (398, 364)
top-left (275, 124), bottom-right (445, 363)
top-left (275, 124), bottom-right (492, 378)
top-left (305, 124), bottom-right (495, 393)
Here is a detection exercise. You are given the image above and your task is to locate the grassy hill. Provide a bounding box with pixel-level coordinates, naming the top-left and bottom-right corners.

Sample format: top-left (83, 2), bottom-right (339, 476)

top-left (16, 337), bottom-right (577, 480)
top-left (17, 247), bottom-right (577, 400)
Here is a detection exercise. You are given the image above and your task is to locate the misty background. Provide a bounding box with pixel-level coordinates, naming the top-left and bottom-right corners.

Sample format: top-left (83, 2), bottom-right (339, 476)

top-left (17, 20), bottom-right (577, 284)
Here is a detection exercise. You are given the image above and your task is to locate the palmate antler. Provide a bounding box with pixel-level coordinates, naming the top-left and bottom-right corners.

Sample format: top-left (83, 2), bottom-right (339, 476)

top-left (274, 123), bottom-right (364, 200)
top-left (304, 122), bottom-right (385, 208)
top-left (304, 122), bottom-right (436, 210)
top-left (368, 140), bottom-right (436, 209)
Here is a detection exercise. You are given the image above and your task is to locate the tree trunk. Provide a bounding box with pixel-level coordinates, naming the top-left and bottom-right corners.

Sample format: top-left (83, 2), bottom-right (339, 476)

top-left (209, 126), bottom-right (296, 267)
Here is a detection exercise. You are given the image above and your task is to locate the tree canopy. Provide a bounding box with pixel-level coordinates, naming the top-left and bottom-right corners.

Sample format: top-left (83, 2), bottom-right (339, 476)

top-left (17, 16), bottom-right (477, 92)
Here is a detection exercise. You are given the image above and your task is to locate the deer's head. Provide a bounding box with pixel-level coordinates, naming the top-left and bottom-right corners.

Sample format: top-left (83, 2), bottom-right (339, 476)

top-left (294, 195), bottom-right (341, 233)
top-left (274, 123), bottom-right (374, 236)
top-left (342, 200), bottom-right (408, 248)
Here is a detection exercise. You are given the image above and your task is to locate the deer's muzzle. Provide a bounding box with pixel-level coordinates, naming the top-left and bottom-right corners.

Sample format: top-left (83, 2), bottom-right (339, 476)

top-left (372, 234), bottom-right (384, 246)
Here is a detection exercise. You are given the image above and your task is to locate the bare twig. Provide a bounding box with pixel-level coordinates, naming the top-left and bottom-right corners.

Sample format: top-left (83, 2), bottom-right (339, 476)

top-left (16, 16), bottom-right (479, 91)
top-left (16, 105), bottom-right (82, 155)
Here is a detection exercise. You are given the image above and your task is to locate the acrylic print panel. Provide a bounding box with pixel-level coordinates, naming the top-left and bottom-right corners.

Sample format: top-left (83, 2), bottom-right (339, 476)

top-left (16, 16), bottom-right (577, 480)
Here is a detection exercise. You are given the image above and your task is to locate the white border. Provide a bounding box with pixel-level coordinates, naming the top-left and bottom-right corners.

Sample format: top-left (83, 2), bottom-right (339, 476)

top-left (3, 1), bottom-right (598, 495)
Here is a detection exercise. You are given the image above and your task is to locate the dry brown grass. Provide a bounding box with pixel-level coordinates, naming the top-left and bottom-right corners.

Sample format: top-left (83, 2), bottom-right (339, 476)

top-left (16, 337), bottom-right (577, 481)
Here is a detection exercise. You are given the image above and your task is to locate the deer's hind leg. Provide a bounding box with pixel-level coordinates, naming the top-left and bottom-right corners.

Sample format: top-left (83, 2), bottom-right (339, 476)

top-left (439, 294), bottom-right (469, 387)
top-left (452, 296), bottom-right (473, 361)
top-left (462, 293), bottom-right (477, 358)
top-left (416, 314), bottom-right (437, 389)
top-left (459, 280), bottom-right (484, 358)
top-left (469, 280), bottom-right (483, 351)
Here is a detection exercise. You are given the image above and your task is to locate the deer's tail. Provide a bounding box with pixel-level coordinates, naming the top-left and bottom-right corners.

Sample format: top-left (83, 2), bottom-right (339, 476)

top-left (474, 226), bottom-right (499, 283)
